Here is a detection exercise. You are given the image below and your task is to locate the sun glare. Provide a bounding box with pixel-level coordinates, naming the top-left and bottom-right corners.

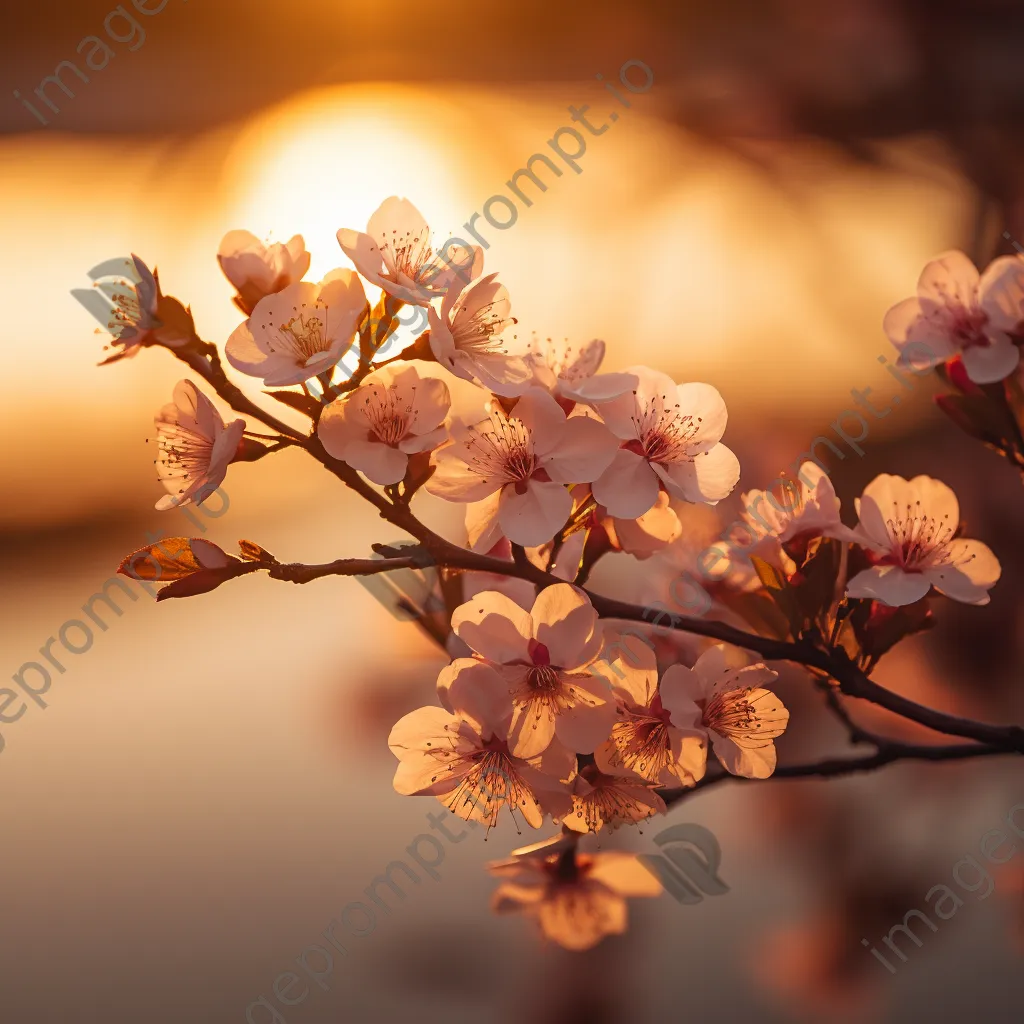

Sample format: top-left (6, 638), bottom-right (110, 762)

top-left (223, 84), bottom-right (475, 282)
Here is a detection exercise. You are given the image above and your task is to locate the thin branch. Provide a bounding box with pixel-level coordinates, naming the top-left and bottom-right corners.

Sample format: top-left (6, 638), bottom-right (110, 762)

top-left (268, 555), bottom-right (427, 584)
top-left (659, 740), bottom-right (1010, 808)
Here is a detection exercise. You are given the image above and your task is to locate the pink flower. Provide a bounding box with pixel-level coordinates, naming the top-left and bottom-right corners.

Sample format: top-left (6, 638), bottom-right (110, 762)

top-left (225, 269), bottom-right (366, 387)
top-left (426, 390), bottom-right (618, 546)
top-left (317, 364), bottom-right (450, 485)
top-left (594, 633), bottom-right (708, 787)
top-left (590, 366), bottom-right (740, 518)
top-left (154, 380), bottom-right (244, 510)
top-left (439, 584), bottom-right (617, 758)
top-left (884, 251), bottom-right (1024, 384)
top-left (388, 705), bottom-right (574, 829)
top-left (659, 644), bottom-right (788, 779)
top-left (525, 336), bottom-right (638, 409)
top-left (337, 197), bottom-right (478, 305)
top-left (489, 848), bottom-right (662, 950)
top-left (740, 462), bottom-right (855, 545)
top-left (846, 473), bottom-right (1001, 606)
top-left (558, 763), bottom-right (667, 833)
top-left (427, 269), bottom-right (532, 396)
top-left (217, 230), bottom-right (310, 315)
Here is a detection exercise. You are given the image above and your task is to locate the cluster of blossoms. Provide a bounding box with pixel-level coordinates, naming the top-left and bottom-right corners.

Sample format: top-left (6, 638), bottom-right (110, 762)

top-left (95, 203), bottom-right (1018, 952)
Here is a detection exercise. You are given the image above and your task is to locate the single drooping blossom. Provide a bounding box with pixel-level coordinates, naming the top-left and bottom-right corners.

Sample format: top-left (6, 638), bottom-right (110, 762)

top-left (526, 336), bottom-right (638, 410)
top-left (388, 705), bottom-right (574, 829)
top-left (426, 390), bottom-right (618, 546)
top-left (659, 644), bottom-right (789, 779)
top-left (217, 230), bottom-right (311, 315)
top-left (489, 848), bottom-right (662, 950)
top-left (594, 633), bottom-right (708, 787)
top-left (153, 380), bottom-right (245, 510)
top-left (558, 763), bottom-right (667, 833)
top-left (590, 366), bottom-right (740, 519)
top-left (845, 474), bottom-right (1001, 606)
top-left (317, 364), bottom-right (450, 485)
top-left (337, 196), bottom-right (478, 305)
top-left (884, 250), bottom-right (1024, 384)
top-left (427, 269), bottom-right (532, 396)
top-left (439, 585), bottom-right (617, 759)
top-left (75, 255), bottom-right (192, 363)
top-left (225, 269), bottom-right (366, 387)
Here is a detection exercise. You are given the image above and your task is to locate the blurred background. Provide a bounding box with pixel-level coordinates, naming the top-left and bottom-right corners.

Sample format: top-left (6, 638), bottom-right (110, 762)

top-left (2, 0), bottom-right (1024, 1021)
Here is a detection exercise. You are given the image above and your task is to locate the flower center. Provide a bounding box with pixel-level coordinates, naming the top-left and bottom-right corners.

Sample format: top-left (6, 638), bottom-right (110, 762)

top-left (362, 383), bottom-right (412, 446)
top-left (155, 424), bottom-right (214, 496)
top-left (453, 298), bottom-right (513, 356)
top-left (701, 690), bottom-right (758, 739)
top-left (527, 665), bottom-right (561, 692)
top-left (378, 228), bottom-right (432, 281)
top-left (881, 500), bottom-right (955, 569)
top-left (628, 395), bottom-right (703, 465)
top-left (464, 413), bottom-right (537, 485)
top-left (607, 714), bottom-right (672, 781)
top-left (278, 312), bottom-right (326, 361)
top-left (948, 305), bottom-right (990, 350)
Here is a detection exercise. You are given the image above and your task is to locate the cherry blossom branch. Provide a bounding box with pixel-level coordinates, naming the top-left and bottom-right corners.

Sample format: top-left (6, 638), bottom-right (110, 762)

top-left (267, 554), bottom-right (429, 584)
top-left (659, 739), bottom-right (1009, 809)
top-left (163, 339), bottom-right (1024, 756)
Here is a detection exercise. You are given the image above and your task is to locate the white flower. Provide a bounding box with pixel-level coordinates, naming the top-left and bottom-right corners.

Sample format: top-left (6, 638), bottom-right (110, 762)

top-left (440, 584), bottom-right (616, 759)
top-left (740, 462), bottom-right (856, 545)
top-left (225, 270), bottom-right (366, 387)
top-left (426, 389), bottom-right (618, 547)
top-left (884, 251), bottom-right (1024, 384)
top-left (590, 366), bottom-right (740, 519)
top-left (489, 849), bottom-right (661, 950)
top-left (217, 230), bottom-right (310, 315)
top-left (337, 196), bottom-right (478, 305)
top-left (526, 336), bottom-right (638, 408)
top-left (846, 473), bottom-right (1001, 606)
top-left (594, 633), bottom-right (708, 787)
top-left (317, 364), bottom-right (450, 485)
top-left (388, 705), bottom-right (574, 829)
top-left (427, 270), bottom-right (532, 397)
top-left (154, 380), bottom-right (244, 510)
top-left (659, 644), bottom-right (789, 779)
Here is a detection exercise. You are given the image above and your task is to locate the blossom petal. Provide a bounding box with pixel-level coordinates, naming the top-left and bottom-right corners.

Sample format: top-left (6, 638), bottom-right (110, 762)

top-left (437, 658), bottom-right (514, 728)
top-left (846, 565), bottom-right (932, 606)
top-left (711, 733), bottom-right (777, 778)
top-left (427, 444), bottom-right (503, 502)
top-left (979, 255), bottom-right (1024, 332)
top-left (960, 339), bottom-right (1020, 384)
top-left (592, 449), bottom-right (660, 518)
top-left (531, 584), bottom-right (600, 669)
top-left (541, 415), bottom-right (618, 483)
top-left (653, 443), bottom-right (740, 504)
top-left (598, 630), bottom-right (658, 708)
top-left (498, 480), bottom-right (573, 546)
top-left (451, 590), bottom-right (533, 664)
